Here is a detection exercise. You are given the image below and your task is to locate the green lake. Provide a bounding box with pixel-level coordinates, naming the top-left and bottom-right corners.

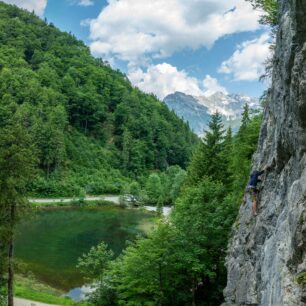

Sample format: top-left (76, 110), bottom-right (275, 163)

top-left (15, 206), bottom-right (154, 293)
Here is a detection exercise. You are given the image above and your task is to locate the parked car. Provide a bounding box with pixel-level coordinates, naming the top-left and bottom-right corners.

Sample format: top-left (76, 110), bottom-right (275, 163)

top-left (122, 194), bottom-right (138, 206)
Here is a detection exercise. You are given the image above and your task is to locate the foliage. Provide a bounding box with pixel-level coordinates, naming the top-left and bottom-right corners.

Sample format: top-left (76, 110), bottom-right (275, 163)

top-left (187, 112), bottom-right (229, 185)
top-left (0, 1), bottom-right (197, 197)
top-left (296, 270), bottom-right (306, 285)
top-left (246, 0), bottom-right (278, 26)
top-left (14, 275), bottom-right (87, 305)
top-left (136, 166), bottom-right (187, 207)
top-left (145, 174), bottom-right (163, 206)
top-left (77, 242), bottom-right (114, 281)
top-left (0, 103), bottom-right (37, 303)
top-left (81, 109), bottom-right (262, 305)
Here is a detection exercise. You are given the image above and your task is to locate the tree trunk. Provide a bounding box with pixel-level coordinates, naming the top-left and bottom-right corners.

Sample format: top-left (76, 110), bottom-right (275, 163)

top-left (158, 263), bottom-right (163, 306)
top-left (191, 277), bottom-right (196, 306)
top-left (8, 203), bottom-right (15, 306)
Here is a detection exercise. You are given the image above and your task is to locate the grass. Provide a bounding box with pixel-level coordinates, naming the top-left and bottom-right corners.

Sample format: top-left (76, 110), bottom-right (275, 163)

top-left (15, 275), bottom-right (89, 305)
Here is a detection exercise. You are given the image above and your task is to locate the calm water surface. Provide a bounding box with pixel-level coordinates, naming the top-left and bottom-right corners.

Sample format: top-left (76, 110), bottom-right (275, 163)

top-left (15, 206), bottom-right (153, 292)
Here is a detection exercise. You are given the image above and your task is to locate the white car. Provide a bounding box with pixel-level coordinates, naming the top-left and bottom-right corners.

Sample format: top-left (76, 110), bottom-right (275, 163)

top-left (123, 194), bottom-right (138, 205)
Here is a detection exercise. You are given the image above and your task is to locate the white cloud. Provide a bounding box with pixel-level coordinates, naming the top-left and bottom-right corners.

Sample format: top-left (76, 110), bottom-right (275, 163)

top-left (69, 0), bottom-right (94, 7)
top-left (128, 63), bottom-right (226, 100)
top-left (77, 0), bottom-right (94, 6)
top-left (86, 0), bottom-right (262, 65)
top-left (202, 75), bottom-right (228, 97)
top-left (218, 33), bottom-right (271, 81)
top-left (2, 0), bottom-right (47, 16)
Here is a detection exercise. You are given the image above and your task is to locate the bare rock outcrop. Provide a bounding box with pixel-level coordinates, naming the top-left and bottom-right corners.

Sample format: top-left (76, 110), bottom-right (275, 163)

top-left (223, 0), bottom-right (306, 305)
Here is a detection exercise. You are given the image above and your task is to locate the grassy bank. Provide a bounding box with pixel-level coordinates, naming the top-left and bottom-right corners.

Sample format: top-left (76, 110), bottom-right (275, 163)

top-left (15, 275), bottom-right (89, 305)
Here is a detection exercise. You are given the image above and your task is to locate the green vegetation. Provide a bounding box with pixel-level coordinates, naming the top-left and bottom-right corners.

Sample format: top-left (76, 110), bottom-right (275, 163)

top-left (31, 199), bottom-right (116, 208)
top-left (0, 1), bottom-right (197, 198)
top-left (79, 109), bottom-right (262, 305)
top-left (15, 275), bottom-right (87, 305)
top-left (0, 89), bottom-right (37, 303)
top-left (246, 0), bottom-right (278, 26)
top-left (0, 2), bottom-right (195, 302)
top-left (297, 270), bottom-right (306, 285)
top-left (123, 166), bottom-right (187, 207)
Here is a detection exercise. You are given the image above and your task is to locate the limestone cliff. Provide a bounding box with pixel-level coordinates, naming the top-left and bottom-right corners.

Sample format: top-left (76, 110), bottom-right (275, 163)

top-left (223, 0), bottom-right (306, 305)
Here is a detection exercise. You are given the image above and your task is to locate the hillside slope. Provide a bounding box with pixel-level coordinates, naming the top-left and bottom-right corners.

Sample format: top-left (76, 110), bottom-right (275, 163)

top-left (0, 2), bottom-right (197, 196)
top-left (223, 0), bottom-right (306, 304)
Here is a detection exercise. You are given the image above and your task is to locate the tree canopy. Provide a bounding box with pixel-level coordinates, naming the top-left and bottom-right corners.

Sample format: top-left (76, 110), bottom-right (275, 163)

top-left (0, 1), bottom-right (197, 197)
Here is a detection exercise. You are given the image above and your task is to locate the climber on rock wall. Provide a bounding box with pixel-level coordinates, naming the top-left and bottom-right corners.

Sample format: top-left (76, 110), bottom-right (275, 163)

top-left (245, 168), bottom-right (267, 216)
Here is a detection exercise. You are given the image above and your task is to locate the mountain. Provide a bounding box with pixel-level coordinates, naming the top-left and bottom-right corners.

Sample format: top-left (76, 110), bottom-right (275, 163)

top-left (163, 92), bottom-right (211, 136)
top-left (0, 2), bottom-right (197, 197)
top-left (223, 0), bottom-right (306, 305)
top-left (164, 91), bottom-right (260, 135)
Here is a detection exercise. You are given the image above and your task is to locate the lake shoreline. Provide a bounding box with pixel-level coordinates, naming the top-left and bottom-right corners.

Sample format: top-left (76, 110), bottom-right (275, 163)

top-left (29, 195), bottom-right (173, 217)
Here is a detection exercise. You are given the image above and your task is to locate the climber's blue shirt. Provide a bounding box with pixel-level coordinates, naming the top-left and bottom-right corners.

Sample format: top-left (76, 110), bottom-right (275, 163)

top-left (248, 170), bottom-right (265, 187)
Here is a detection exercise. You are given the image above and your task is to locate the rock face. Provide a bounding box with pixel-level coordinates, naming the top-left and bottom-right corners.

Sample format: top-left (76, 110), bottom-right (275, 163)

top-left (223, 0), bottom-right (306, 305)
top-left (163, 92), bottom-right (259, 135)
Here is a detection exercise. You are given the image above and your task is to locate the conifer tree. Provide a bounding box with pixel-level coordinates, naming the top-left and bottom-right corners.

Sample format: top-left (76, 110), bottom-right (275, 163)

top-left (238, 104), bottom-right (251, 139)
top-left (188, 112), bottom-right (227, 184)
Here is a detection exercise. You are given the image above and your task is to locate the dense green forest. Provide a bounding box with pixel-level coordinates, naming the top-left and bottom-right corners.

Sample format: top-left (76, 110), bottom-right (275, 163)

top-left (78, 107), bottom-right (262, 305)
top-left (0, 1), bottom-right (197, 197)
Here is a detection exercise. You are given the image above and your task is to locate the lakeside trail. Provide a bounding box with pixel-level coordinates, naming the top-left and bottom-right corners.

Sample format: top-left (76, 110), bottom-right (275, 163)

top-left (14, 297), bottom-right (57, 306)
top-left (29, 195), bottom-right (172, 217)
top-left (29, 195), bottom-right (120, 204)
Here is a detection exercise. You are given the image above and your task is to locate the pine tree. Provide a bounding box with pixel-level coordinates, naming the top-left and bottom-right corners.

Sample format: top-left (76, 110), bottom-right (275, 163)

top-left (188, 112), bottom-right (227, 184)
top-left (238, 104), bottom-right (251, 139)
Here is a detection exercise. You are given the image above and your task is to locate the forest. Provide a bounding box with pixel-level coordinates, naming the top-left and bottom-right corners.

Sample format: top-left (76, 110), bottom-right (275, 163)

top-left (0, 1), bottom-right (197, 198)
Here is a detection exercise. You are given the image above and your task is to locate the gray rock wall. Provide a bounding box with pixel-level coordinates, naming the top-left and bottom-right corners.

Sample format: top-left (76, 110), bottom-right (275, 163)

top-left (223, 0), bottom-right (306, 305)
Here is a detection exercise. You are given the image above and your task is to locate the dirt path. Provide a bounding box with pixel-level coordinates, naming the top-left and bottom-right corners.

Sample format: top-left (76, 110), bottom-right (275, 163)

top-left (29, 195), bottom-right (172, 216)
top-left (14, 297), bottom-right (58, 306)
top-left (29, 195), bottom-right (120, 204)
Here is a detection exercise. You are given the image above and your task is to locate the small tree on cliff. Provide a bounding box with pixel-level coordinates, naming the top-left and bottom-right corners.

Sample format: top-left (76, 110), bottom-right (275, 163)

top-left (246, 0), bottom-right (278, 26)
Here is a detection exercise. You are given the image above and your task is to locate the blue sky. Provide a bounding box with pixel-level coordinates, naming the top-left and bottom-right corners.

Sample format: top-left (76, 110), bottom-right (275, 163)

top-left (5, 0), bottom-right (271, 99)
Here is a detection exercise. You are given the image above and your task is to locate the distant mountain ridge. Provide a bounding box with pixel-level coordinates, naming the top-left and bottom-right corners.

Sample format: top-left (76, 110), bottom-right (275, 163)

top-left (163, 91), bottom-right (260, 135)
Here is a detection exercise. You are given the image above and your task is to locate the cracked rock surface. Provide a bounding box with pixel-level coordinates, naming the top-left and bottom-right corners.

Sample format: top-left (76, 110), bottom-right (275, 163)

top-left (223, 0), bottom-right (306, 305)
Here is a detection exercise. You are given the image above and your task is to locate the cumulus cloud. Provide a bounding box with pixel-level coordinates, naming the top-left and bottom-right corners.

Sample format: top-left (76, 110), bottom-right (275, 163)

top-left (69, 0), bottom-right (94, 7)
top-left (86, 0), bottom-right (261, 65)
top-left (202, 75), bottom-right (228, 97)
top-left (2, 0), bottom-right (47, 16)
top-left (77, 0), bottom-right (94, 6)
top-left (218, 33), bottom-right (272, 81)
top-left (128, 63), bottom-right (226, 100)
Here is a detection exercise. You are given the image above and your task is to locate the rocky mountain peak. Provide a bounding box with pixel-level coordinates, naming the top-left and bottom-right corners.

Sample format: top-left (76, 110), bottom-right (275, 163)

top-left (163, 91), bottom-right (260, 135)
